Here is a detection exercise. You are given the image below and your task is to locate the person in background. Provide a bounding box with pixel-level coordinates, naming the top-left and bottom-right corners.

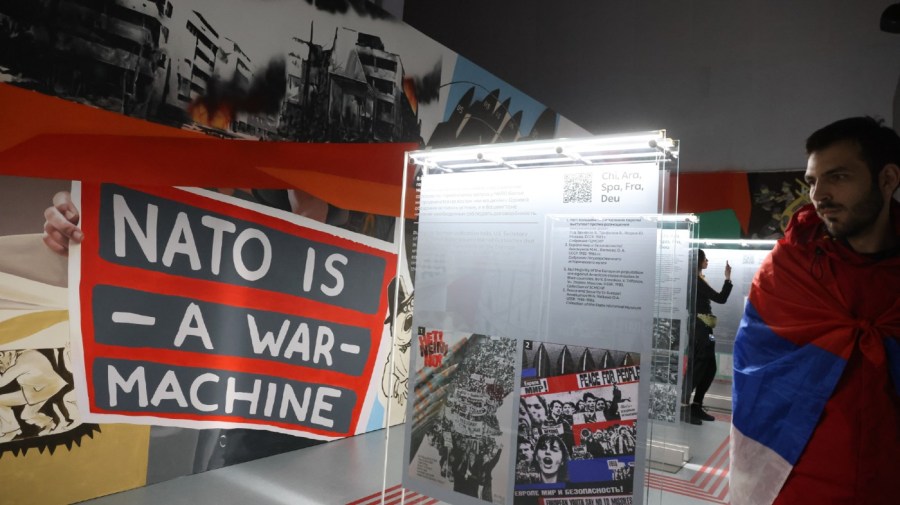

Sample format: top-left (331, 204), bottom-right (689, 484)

top-left (522, 395), bottom-right (548, 425)
top-left (515, 436), bottom-right (535, 481)
top-left (478, 439), bottom-right (502, 501)
top-left (573, 392), bottom-right (600, 424)
top-left (561, 401), bottom-right (576, 425)
top-left (730, 117), bottom-right (900, 504)
top-left (686, 249), bottom-right (731, 425)
top-left (601, 383), bottom-right (630, 421)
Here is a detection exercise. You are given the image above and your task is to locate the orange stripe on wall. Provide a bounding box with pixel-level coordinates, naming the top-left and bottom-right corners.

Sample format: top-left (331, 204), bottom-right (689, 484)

top-left (675, 172), bottom-right (751, 235)
top-left (0, 84), bottom-right (205, 149)
top-left (259, 167), bottom-right (413, 219)
top-left (0, 84), bottom-right (416, 216)
top-left (2, 84), bottom-right (753, 225)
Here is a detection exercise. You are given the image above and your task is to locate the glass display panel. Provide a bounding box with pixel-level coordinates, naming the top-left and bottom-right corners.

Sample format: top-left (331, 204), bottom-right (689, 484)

top-left (387, 133), bottom-right (680, 505)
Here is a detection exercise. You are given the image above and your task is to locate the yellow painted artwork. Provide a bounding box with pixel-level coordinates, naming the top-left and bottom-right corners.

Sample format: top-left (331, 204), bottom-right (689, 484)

top-left (0, 234), bottom-right (150, 505)
top-left (0, 424), bottom-right (150, 505)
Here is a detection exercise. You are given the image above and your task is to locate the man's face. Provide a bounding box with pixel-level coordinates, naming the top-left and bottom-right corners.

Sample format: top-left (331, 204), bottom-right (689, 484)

top-left (518, 442), bottom-right (534, 462)
top-left (551, 402), bottom-right (562, 416)
top-left (585, 398), bottom-right (596, 412)
top-left (806, 141), bottom-right (885, 244)
top-left (563, 404), bottom-right (575, 416)
top-left (525, 396), bottom-right (547, 422)
top-left (518, 402), bottom-right (531, 431)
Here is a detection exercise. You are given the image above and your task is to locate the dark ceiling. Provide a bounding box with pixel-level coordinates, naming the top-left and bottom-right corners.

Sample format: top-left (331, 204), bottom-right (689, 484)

top-left (403, 0), bottom-right (900, 172)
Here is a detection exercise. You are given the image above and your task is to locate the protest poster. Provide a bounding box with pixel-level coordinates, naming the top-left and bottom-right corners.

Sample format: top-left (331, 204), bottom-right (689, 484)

top-left (68, 183), bottom-right (397, 440)
top-left (515, 340), bottom-right (640, 505)
top-left (406, 330), bottom-right (517, 504)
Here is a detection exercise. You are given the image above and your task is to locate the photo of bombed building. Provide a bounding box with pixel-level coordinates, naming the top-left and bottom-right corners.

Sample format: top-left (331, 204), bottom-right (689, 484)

top-left (0, 0), bottom-right (426, 144)
top-left (0, 0), bottom-right (173, 116)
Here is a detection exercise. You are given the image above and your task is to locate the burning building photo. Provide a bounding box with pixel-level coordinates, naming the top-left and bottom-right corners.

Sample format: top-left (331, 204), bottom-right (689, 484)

top-left (0, 0), bottom-right (437, 144)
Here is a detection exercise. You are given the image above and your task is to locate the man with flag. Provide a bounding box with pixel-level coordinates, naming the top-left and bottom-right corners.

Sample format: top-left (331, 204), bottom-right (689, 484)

top-left (731, 116), bottom-right (900, 504)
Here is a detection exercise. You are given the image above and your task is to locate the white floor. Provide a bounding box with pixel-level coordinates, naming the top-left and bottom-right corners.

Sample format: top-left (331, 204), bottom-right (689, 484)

top-left (646, 408), bottom-right (732, 505)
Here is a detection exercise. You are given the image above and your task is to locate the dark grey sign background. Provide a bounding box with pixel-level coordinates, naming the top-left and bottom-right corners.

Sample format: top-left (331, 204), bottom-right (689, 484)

top-left (93, 285), bottom-right (371, 376)
top-left (98, 185), bottom-right (387, 314)
top-left (93, 358), bottom-right (355, 433)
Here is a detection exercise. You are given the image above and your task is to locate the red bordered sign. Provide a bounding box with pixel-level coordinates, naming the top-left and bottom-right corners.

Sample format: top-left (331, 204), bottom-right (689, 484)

top-left (69, 183), bottom-right (397, 440)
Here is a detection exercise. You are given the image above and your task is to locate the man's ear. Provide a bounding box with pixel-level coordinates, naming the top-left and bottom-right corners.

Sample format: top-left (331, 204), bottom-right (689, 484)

top-left (880, 163), bottom-right (900, 198)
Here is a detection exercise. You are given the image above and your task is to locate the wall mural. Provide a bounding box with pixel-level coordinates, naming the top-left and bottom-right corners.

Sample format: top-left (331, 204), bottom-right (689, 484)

top-left (0, 1), bottom-right (577, 503)
top-left (746, 172), bottom-right (810, 239)
top-left (677, 171), bottom-right (811, 240)
top-left (0, 0), bottom-right (562, 147)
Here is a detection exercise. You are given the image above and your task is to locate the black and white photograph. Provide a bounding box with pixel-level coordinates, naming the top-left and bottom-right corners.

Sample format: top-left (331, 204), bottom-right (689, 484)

top-left (406, 331), bottom-right (517, 504)
top-left (0, 0), bottom-right (444, 143)
top-left (649, 318), bottom-right (683, 424)
top-left (650, 350), bottom-right (680, 386)
top-left (514, 339), bottom-right (640, 505)
top-left (652, 317), bottom-right (681, 352)
top-left (649, 350), bottom-right (681, 423)
top-left (649, 383), bottom-right (679, 423)
top-left (0, 1), bottom-right (562, 148)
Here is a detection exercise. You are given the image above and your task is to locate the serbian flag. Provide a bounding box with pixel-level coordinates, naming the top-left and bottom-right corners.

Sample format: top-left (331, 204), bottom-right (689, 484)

top-left (730, 203), bottom-right (900, 505)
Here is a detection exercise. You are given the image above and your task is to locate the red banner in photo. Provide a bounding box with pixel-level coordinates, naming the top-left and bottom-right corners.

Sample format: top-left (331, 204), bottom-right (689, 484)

top-left (521, 365), bottom-right (640, 397)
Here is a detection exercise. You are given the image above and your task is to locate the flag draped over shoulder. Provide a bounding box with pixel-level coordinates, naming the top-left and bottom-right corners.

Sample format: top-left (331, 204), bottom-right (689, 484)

top-left (730, 202), bottom-right (900, 505)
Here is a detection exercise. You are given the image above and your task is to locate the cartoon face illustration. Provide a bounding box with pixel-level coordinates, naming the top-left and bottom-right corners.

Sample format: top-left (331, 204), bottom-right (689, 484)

top-left (388, 277), bottom-right (414, 347)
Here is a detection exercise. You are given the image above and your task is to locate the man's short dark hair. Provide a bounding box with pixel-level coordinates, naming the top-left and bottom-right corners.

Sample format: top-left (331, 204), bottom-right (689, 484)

top-left (523, 394), bottom-right (547, 410)
top-left (806, 116), bottom-right (900, 179)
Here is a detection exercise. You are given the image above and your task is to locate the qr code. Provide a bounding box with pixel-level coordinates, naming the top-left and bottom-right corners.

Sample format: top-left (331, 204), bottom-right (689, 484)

top-left (564, 173), bottom-right (592, 203)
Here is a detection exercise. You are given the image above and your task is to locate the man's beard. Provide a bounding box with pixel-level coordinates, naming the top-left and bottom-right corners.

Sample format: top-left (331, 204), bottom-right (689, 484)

top-left (818, 183), bottom-right (884, 239)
